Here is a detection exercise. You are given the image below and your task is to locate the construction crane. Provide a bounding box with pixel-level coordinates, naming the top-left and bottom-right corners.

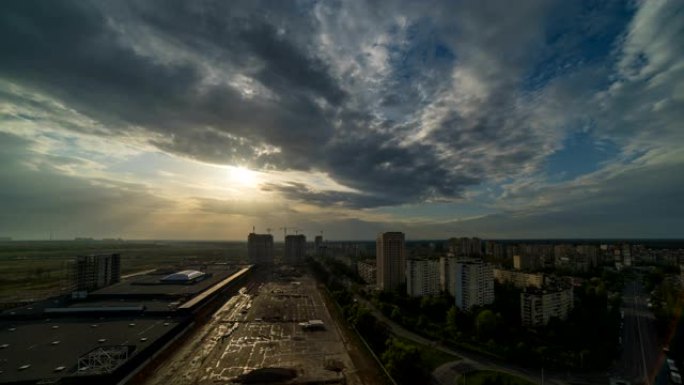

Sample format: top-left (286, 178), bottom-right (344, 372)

top-left (293, 228), bottom-right (303, 235)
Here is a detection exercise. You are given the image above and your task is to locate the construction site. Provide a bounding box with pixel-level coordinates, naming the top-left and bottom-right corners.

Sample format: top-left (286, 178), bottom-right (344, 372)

top-left (0, 254), bottom-right (252, 384)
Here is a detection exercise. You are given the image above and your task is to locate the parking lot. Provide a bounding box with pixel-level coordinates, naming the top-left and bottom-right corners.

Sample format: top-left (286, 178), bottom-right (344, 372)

top-left (143, 267), bottom-right (361, 385)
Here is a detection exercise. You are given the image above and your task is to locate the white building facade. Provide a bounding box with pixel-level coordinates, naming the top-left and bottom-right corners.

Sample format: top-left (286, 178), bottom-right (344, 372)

top-left (521, 286), bottom-right (574, 327)
top-left (454, 259), bottom-right (494, 311)
top-left (406, 259), bottom-right (440, 297)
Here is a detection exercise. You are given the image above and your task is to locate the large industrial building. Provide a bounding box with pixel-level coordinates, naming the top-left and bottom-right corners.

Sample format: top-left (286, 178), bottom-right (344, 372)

top-left (0, 257), bottom-right (252, 385)
top-left (453, 259), bottom-right (494, 311)
top-left (247, 232), bottom-right (274, 264)
top-left (406, 259), bottom-right (440, 297)
top-left (376, 232), bottom-right (406, 291)
top-left (284, 234), bottom-right (306, 264)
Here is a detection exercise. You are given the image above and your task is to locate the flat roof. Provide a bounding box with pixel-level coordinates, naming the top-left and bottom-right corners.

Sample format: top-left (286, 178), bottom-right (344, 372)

top-left (91, 267), bottom-right (235, 297)
top-left (178, 266), bottom-right (251, 310)
top-left (0, 317), bottom-right (182, 384)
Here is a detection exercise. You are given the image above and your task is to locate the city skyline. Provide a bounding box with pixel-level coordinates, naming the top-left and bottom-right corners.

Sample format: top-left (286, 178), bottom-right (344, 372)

top-left (1, 1), bottom-right (683, 240)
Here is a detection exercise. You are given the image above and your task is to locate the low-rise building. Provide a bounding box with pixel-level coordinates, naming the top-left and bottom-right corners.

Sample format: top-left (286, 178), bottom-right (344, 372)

top-left (521, 283), bottom-right (574, 327)
top-left (406, 259), bottom-right (440, 297)
top-left (493, 268), bottom-right (544, 289)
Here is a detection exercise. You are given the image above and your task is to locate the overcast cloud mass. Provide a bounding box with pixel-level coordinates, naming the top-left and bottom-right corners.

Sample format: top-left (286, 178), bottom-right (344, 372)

top-left (0, 0), bottom-right (683, 240)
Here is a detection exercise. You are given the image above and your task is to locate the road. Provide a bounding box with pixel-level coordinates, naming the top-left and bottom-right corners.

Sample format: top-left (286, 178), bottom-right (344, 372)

top-left (612, 279), bottom-right (667, 385)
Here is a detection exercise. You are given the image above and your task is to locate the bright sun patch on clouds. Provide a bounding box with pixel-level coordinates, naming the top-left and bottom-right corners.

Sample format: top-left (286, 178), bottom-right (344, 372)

top-left (227, 166), bottom-right (260, 187)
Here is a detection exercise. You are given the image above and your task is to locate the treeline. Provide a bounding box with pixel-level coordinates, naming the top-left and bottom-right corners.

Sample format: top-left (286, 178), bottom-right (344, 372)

top-left (368, 272), bottom-right (623, 370)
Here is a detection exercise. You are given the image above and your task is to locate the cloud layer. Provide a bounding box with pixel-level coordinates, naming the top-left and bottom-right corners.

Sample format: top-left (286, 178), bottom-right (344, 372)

top-left (1, 0), bottom-right (683, 239)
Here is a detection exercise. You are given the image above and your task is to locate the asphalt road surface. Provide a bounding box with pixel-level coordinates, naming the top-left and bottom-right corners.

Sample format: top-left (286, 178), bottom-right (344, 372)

top-left (612, 279), bottom-right (667, 385)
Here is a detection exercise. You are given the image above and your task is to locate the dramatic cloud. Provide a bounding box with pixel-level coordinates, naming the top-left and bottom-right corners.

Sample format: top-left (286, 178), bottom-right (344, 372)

top-left (1, 0), bottom-right (682, 239)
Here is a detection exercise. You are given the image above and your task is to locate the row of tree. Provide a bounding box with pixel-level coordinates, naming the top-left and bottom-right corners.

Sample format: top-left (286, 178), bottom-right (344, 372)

top-left (308, 257), bottom-right (431, 385)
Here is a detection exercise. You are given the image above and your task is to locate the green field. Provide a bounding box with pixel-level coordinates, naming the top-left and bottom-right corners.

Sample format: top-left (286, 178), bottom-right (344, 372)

top-left (456, 370), bottom-right (536, 385)
top-left (0, 240), bottom-right (253, 302)
top-left (395, 337), bottom-right (460, 370)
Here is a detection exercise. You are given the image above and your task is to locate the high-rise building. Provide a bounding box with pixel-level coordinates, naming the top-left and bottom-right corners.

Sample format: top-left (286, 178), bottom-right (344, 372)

top-left (248, 233), bottom-right (274, 264)
top-left (484, 241), bottom-right (505, 258)
top-left (439, 257), bottom-right (450, 293)
top-left (521, 284), bottom-right (574, 327)
top-left (454, 259), bottom-right (494, 311)
top-left (376, 232), bottom-right (406, 291)
top-left (513, 254), bottom-right (541, 271)
top-left (72, 254), bottom-right (121, 294)
top-left (284, 234), bottom-right (306, 264)
top-left (406, 259), bottom-right (440, 297)
top-left (448, 237), bottom-right (482, 257)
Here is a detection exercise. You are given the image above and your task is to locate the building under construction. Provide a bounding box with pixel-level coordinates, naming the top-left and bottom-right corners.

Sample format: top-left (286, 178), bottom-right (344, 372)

top-left (72, 254), bottom-right (121, 295)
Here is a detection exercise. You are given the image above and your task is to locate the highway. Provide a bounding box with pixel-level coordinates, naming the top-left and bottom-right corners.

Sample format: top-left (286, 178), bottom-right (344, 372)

top-left (612, 279), bottom-right (666, 385)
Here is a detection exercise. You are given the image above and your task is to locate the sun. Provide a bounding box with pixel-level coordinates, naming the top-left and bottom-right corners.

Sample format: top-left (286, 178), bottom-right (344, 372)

top-left (228, 166), bottom-right (258, 186)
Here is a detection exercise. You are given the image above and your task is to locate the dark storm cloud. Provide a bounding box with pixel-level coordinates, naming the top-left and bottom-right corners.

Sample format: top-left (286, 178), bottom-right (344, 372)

top-left (261, 182), bottom-right (403, 209)
top-left (0, 0), bottom-right (338, 169)
top-left (2, 0), bottom-right (681, 221)
top-left (0, 0), bottom-right (504, 208)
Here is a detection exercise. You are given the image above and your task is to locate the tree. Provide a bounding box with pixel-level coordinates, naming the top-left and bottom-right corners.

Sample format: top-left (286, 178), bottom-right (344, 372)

top-left (446, 306), bottom-right (459, 331)
top-left (381, 338), bottom-right (427, 384)
top-left (475, 309), bottom-right (498, 340)
top-left (390, 306), bottom-right (402, 322)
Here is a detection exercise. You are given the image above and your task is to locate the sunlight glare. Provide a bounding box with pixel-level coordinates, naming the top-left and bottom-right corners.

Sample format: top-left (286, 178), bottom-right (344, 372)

top-left (228, 166), bottom-right (259, 187)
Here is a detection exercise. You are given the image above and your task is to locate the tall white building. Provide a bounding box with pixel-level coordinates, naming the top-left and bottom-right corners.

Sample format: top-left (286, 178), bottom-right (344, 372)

top-left (454, 259), bottom-right (494, 311)
top-left (521, 285), bottom-right (574, 327)
top-left (439, 256), bottom-right (459, 296)
top-left (406, 259), bottom-right (440, 297)
top-left (376, 232), bottom-right (406, 291)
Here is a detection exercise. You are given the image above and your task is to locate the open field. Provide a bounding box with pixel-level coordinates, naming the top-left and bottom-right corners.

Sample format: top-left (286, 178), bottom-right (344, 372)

top-left (0, 240), bottom-right (251, 302)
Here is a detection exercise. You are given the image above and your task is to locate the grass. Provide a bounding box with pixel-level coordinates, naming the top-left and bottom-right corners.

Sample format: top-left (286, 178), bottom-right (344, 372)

top-left (0, 240), bottom-right (249, 302)
top-left (456, 370), bottom-right (536, 385)
top-left (395, 337), bottom-right (460, 370)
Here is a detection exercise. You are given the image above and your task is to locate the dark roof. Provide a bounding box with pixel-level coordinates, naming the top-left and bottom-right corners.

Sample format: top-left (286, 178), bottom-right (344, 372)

top-left (0, 317), bottom-right (181, 384)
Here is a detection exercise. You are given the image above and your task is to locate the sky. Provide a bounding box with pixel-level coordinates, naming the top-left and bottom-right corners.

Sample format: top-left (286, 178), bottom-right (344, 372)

top-left (0, 0), bottom-right (683, 240)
